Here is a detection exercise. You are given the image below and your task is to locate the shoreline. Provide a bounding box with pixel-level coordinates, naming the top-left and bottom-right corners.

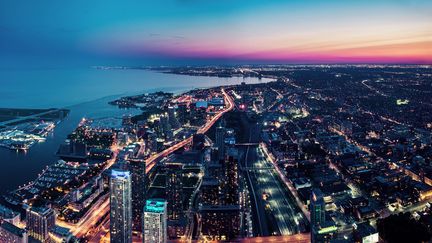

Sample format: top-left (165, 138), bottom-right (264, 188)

top-left (0, 73), bottom-right (271, 195)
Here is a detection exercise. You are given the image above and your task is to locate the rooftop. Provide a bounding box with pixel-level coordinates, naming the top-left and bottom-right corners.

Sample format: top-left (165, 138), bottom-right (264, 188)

top-left (0, 221), bottom-right (26, 237)
top-left (111, 169), bottom-right (131, 179)
top-left (144, 199), bottom-right (166, 213)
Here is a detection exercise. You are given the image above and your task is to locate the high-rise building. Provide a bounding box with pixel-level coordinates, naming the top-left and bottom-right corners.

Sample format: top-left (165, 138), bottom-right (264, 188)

top-left (159, 115), bottom-right (171, 137)
top-left (207, 148), bottom-right (224, 181)
top-left (143, 199), bottom-right (167, 243)
top-left (165, 162), bottom-right (183, 221)
top-left (110, 170), bottom-right (132, 243)
top-left (26, 206), bottom-right (55, 242)
top-left (223, 148), bottom-right (239, 205)
top-left (168, 106), bottom-right (180, 129)
top-left (192, 134), bottom-right (206, 151)
top-left (146, 132), bottom-right (158, 154)
top-left (215, 124), bottom-right (225, 160)
top-left (200, 178), bottom-right (221, 206)
top-left (176, 103), bottom-right (188, 124)
top-left (311, 188), bottom-right (326, 243)
top-left (128, 159), bottom-right (147, 233)
top-left (311, 188), bottom-right (325, 227)
top-left (0, 221), bottom-right (28, 243)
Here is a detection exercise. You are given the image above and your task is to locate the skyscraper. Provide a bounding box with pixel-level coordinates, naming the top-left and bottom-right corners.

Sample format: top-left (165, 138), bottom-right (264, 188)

top-left (26, 206), bottom-right (55, 242)
top-left (215, 124), bottom-right (225, 160)
top-left (223, 148), bottom-right (239, 205)
top-left (165, 162), bottom-right (183, 221)
top-left (128, 159), bottom-right (147, 233)
top-left (159, 115), bottom-right (171, 137)
top-left (110, 169), bottom-right (132, 243)
top-left (168, 106), bottom-right (180, 129)
top-left (143, 199), bottom-right (167, 243)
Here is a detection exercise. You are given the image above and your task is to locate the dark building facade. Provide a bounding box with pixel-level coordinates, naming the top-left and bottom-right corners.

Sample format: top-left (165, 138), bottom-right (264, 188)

top-left (128, 159), bottom-right (147, 233)
top-left (165, 162), bottom-right (184, 221)
top-left (199, 205), bottom-right (241, 241)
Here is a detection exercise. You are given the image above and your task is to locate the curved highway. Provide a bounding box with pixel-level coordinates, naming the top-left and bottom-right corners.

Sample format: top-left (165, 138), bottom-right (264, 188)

top-left (145, 88), bottom-right (234, 174)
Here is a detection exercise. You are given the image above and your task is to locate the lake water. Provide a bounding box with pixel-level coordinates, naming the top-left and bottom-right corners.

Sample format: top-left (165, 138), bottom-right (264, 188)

top-left (0, 68), bottom-right (270, 194)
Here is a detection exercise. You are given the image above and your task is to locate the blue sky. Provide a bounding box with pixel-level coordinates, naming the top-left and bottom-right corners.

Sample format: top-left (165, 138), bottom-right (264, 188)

top-left (1, 0), bottom-right (431, 66)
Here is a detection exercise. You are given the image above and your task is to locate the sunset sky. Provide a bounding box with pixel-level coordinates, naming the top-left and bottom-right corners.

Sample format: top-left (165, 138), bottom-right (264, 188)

top-left (1, 0), bottom-right (431, 65)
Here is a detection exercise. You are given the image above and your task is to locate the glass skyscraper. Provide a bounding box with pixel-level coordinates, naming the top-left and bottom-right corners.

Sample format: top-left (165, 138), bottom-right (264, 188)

top-left (110, 169), bottom-right (132, 243)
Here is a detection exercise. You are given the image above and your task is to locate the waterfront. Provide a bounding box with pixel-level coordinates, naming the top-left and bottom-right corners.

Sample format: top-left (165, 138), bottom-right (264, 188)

top-left (0, 68), bottom-right (270, 193)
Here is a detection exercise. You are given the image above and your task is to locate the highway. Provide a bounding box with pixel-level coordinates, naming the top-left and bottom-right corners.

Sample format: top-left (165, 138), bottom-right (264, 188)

top-left (74, 88), bottom-right (234, 240)
top-left (260, 143), bottom-right (311, 222)
top-left (145, 88), bottom-right (234, 174)
top-left (361, 79), bottom-right (389, 97)
top-left (243, 142), bottom-right (267, 236)
top-left (87, 213), bottom-right (110, 243)
top-left (253, 146), bottom-right (306, 235)
top-left (184, 176), bottom-right (203, 241)
top-left (237, 102), bottom-right (307, 236)
top-left (56, 193), bottom-right (110, 238)
top-left (241, 121), bottom-right (306, 236)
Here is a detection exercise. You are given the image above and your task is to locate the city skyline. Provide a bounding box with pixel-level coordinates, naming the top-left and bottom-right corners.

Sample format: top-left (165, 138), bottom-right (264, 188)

top-left (1, 1), bottom-right (432, 243)
top-left (1, 1), bottom-right (431, 66)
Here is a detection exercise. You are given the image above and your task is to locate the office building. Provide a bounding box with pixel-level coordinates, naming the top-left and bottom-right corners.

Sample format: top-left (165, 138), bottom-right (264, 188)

top-left (159, 115), bottom-right (171, 137)
top-left (165, 162), bottom-right (183, 221)
top-left (311, 188), bottom-right (326, 227)
top-left (200, 178), bottom-right (221, 206)
top-left (143, 199), bottom-right (167, 243)
top-left (215, 124), bottom-right (225, 160)
top-left (168, 106), bottom-right (180, 129)
top-left (311, 188), bottom-right (334, 243)
top-left (199, 205), bottom-right (241, 241)
top-left (0, 221), bottom-right (28, 243)
top-left (0, 204), bottom-right (20, 226)
top-left (110, 170), bottom-right (132, 243)
top-left (146, 132), bottom-right (158, 154)
top-left (223, 148), bottom-right (239, 205)
top-left (26, 206), bottom-right (55, 242)
top-left (128, 159), bottom-right (147, 233)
